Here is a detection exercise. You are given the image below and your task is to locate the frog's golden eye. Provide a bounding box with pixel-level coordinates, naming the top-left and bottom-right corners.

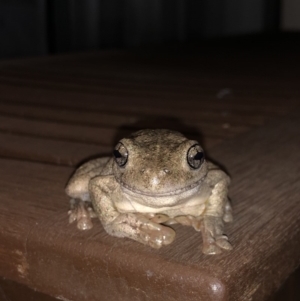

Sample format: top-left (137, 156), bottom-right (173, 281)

top-left (187, 144), bottom-right (204, 169)
top-left (113, 142), bottom-right (128, 167)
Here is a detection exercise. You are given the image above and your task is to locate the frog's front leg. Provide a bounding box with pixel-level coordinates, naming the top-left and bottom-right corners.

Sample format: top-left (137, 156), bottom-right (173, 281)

top-left (201, 170), bottom-right (233, 255)
top-left (66, 187), bottom-right (97, 231)
top-left (66, 158), bottom-right (110, 230)
top-left (89, 176), bottom-right (175, 248)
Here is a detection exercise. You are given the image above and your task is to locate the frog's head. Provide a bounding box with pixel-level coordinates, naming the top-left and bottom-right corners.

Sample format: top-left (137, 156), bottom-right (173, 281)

top-left (112, 129), bottom-right (208, 196)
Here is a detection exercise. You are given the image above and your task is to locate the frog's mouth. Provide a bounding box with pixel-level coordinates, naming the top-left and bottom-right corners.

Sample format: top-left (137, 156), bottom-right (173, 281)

top-left (117, 176), bottom-right (206, 197)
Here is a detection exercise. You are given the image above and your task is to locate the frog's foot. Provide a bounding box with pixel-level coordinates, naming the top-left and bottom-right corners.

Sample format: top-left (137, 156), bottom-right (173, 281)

top-left (139, 220), bottom-right (175, 249)
top-left (202, 238), bottom-right (222, 255)
top-left (202, 235), bottom-right (233, 255)
top-left (215, 235), bottom-right (232, 250)
top-left (68, 199), bottom-right (97, 230)
top-left (105, 213), bottom-right (176, 249)
top-left (201, 216), bottom-right (232, 255)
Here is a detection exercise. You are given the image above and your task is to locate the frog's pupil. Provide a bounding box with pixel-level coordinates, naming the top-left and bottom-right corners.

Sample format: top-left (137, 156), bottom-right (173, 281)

top-left (113, 148), bottom-right (128, 166)
top-left (113, 150), bottom-right (122, 158)
top-left (194, 152), bottom-right (203, 161)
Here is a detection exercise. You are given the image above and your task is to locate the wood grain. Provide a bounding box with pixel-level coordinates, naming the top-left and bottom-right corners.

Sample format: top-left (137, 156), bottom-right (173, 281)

top-left (0, 100), bottom-right (265, 127)
top-left (0, 132), bottom-right (111, 166)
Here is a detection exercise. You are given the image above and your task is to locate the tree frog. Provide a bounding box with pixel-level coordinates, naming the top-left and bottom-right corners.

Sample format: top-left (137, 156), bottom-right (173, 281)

top-left (66, 129), bottom-right (233, 254)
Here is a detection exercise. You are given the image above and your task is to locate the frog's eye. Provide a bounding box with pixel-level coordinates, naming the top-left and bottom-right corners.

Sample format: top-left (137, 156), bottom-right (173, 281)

top-left (113, 142), bottom-right (128, 167)
top-left (187, 144), bottom-right (204, 169)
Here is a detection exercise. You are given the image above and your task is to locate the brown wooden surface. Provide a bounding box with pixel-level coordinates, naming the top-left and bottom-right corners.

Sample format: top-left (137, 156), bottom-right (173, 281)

top-left (0, 36), bottom-right (299, 301)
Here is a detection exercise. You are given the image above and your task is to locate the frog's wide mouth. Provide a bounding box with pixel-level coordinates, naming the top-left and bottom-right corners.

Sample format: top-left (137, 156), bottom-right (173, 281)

top-left (116, 177), bottom-right (206, 197)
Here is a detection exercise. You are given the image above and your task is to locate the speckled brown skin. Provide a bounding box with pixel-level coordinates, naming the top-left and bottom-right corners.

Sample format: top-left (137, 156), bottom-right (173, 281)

top-left (66, 129), bottom-right (232, 254)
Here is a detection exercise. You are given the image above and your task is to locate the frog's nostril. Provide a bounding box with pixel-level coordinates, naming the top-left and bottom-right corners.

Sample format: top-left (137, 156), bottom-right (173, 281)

top-left (141, 168), bottom-right (169, 179)
top-left (151, 176), bottom-right (160, 186)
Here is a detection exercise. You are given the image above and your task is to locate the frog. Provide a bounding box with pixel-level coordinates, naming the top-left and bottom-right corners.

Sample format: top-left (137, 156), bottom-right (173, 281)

top-left (65, 129), bottom-right (233, 255)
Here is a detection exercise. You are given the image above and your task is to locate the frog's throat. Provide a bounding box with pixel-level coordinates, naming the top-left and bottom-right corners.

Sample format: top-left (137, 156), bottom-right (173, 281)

top-left (116, 176), bottom-right (207, 197)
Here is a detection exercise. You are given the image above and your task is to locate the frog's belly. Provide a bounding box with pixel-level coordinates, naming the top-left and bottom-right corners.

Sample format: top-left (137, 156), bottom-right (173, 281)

top-left (114, 191), bottom-right (210, 218)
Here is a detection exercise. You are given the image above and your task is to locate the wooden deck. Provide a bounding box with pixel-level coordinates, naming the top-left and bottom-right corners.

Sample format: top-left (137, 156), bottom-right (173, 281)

top-left (0, 36), bottom-right (299, 301)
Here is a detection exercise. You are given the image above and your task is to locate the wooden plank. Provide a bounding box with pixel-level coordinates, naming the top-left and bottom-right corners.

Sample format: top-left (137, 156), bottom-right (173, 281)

top-left (0, 132), bottom-right (111, 166)
top-left (0, 100), bottom-right (266, 127)
top-left (0, 115), bottom-right (118, 145)
top-left (0, 278), bottom-right (57, 301)
top-left (0, 49), bottom-right (299, 99)
top-left (0, 84), bottom-right (290, 118)
top-left (0, 118), bottom-right (299, 301)
top-left (2, 67), bottom-right (295, 97)
top-left (269, 269), bottom-right (300, 301)
top-left (0, 114), bottom-right (248, 144)
top-left (1, 51), bottom-right (299, 102)
top-left (1, 74), bottom-right (299, 107)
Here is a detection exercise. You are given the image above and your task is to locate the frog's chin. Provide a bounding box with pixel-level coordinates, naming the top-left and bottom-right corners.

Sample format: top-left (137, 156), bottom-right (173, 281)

top-left (116, 177), bottom-right (206, 197)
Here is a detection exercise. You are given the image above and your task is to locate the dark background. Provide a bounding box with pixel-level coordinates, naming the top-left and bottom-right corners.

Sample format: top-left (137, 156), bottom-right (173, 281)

top-left (0, 0), bottom-right (283, 59)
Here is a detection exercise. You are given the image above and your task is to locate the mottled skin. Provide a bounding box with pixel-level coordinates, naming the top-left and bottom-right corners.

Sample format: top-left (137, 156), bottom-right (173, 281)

top-left (66, 129), bottom-right (233, 255)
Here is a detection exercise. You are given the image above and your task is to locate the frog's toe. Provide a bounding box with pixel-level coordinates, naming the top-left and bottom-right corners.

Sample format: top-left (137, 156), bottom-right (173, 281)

top-left (149, 214), bottom-right (170, 224)
top-left (68, 209), bottom-right (77, 224)
top-left (77, 217), bottom-right (93, 230)
top-left (223, 199), bottom-right (233, 223)
top-left (139, 224), bottom-right (176, 248)
top-left (216, 235), bottom-right (233, 250)
top-left (160, 226), bottom-right (176, 245)
top-left (223, 212), bottom-right (233, 223)
top-left (202, 243), bottom-right (222, 255)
